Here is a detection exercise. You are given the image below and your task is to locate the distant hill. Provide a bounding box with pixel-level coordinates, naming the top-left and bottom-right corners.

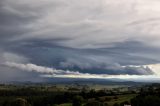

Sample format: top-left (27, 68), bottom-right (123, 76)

top-left (3, 78), bottom-right (152, 86)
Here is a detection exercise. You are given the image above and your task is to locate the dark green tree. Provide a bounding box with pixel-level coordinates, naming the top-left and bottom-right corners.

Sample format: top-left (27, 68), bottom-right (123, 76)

top-left (10, 98), bottom-right (31, 106)
top-left (72, 95), bottom-right (83, 106)
top-left (84, 101), bottom-right (104, 106)
top-left (113, 103), bottom-right (120, 106)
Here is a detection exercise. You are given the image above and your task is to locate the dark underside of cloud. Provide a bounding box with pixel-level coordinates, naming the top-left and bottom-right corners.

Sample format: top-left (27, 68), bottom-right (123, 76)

top-left (3, 40), bottom-right (157, 76)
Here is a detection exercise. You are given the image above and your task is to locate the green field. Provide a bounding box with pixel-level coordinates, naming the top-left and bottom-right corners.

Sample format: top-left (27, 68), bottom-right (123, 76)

top-left (56, 94), bottom-right (137, 106)
top-left (106, 94), bottom-right (136, 106)
top-left (0, 84), bottom-right (139, 106)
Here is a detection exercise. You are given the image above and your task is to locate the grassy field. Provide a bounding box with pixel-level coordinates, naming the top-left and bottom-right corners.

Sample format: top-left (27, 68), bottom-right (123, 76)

top-left (0, 84), bottom-right (138, 106)
top-left (106, 94), bottom-right (136, 106)
top-left (57, 94), bottom-right (137, 106)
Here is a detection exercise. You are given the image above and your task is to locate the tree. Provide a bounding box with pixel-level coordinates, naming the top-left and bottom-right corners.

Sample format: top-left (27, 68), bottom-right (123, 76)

top-left (113, 103), bottom-right (120, 106)
top-left (104, 102), bottom-right (109, 106)
top-left (84, 101), bottom-right (106, 106)
top-left (10, 98), bottom-right (31, 106)
top-left (72, 95), bottom-right (83, 106)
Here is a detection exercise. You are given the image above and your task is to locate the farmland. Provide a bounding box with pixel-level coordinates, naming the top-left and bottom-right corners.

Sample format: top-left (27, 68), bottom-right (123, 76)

top-left (0, 83), bottom-right (160, 106)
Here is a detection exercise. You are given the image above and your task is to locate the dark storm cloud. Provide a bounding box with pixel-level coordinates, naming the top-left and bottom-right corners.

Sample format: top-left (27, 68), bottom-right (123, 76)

top-left (3, 40), bottom-right (158, 76)
top-left (1, 0), bottom-right (160, 81)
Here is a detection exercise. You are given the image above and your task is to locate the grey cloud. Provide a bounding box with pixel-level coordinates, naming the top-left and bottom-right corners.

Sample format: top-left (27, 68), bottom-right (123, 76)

top-left (1, 0), bottom-right (160, 49)
top-left (1, 61), bottom-right (156, 81)
top-left (0, 51), bottom-right (41, 82)
top-left (2, 61), bottom-right (155, 76)
top-left (0, 0), bottom-right (136, 48)
top-left (0, 65), bottom-right (43, 82)
top-left (127, 17), bottom-right (160, 26)
top-left (60, 59), bottom-right (154, 75)
top-left (2, 62), bottom-right (84, 76)
top-left (1, 0), bottom-right (160, 81)
top-left (3, 62), bottom-right (64, 74)
top-left (5, 40), bottom-right (159, 73)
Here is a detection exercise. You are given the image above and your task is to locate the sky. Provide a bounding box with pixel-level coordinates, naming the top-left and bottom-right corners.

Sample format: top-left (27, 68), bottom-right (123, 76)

top-left (1, 0), bottom-right (160, 82)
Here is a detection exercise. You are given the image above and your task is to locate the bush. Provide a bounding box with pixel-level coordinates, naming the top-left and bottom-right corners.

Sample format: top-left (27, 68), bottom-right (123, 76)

top-left (131, 95), bottom-right (160, 106)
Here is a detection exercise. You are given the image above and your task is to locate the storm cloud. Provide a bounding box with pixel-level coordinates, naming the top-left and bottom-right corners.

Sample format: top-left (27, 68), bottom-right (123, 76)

top-left (2, 61), bottom-right (156, 79)
top-left (1, 0), bottom-right (160, 81)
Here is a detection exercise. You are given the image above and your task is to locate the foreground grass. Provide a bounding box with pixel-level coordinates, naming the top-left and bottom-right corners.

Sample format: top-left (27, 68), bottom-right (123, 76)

top-left (106, 94), bottom-right (137, 106)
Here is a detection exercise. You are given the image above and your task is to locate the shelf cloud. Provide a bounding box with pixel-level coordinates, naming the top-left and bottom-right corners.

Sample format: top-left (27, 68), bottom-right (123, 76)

top-left (2, 61), bottom-right (157, 78)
